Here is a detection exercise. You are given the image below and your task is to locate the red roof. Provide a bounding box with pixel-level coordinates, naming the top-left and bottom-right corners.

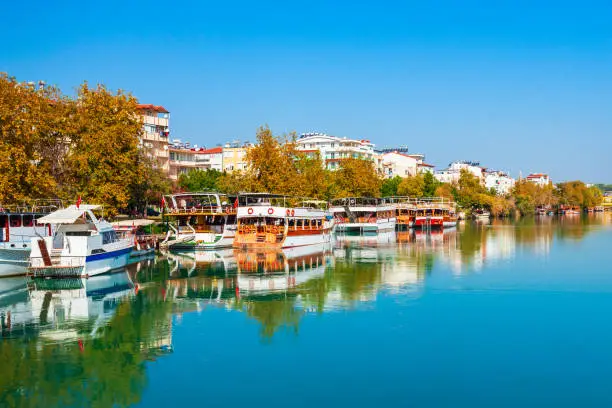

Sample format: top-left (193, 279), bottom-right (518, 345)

top-left (419, 163), bottom-right (435, 167)
top-left (202, 147), bottom-right (222, 154)
top-left (137, 104), bottom-right (169, 113)
top-left (527, 173), bottom-right (547, 179)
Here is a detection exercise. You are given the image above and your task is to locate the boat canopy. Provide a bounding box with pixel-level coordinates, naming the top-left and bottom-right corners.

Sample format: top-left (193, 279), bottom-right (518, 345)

top-left (36, 205), bottom-right (101, 224)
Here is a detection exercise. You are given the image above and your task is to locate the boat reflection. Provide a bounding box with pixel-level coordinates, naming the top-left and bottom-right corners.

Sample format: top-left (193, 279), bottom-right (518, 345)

top-left (1, 271), bottom-right (136, 340)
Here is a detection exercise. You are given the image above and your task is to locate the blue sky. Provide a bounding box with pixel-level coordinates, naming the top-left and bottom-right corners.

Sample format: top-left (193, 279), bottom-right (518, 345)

top-left (2, 0), bottom-right (611, 181)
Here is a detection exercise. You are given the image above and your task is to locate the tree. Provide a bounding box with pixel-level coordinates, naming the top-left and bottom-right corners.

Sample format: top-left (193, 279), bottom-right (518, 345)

top-left (178, 169), bottom-right (223, 192)
top-left (63, 83), bottom-right (145, 216)
top-left (380, 176), bottom-right (402, 197)
top-left (332, 158), bottom-right (382, 198)
top-left (422, 171), bottom-right (440, 197)
top-left (397, 174), bottom-right (424, 197)
top-left (435, 183), bottom-right (454, 199)
top-left (0, 74), bottom-right (70, 202)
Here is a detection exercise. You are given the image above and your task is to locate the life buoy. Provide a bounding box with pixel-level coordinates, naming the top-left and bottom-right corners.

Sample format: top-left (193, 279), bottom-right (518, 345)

top-left (191, 207), bottom-right (197, 213)
top-left (291, 209), bottom-right (295, 217)
top-left (268, 208), bottom-right (274, 215)
top-left (247, 207), bottom-right (254, 215)
top-left (286, 209), bottom-right (291, 216)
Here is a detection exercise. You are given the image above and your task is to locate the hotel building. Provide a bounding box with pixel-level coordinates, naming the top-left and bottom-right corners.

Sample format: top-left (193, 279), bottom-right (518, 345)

top-left (136, 104), bottom-right (170, 174)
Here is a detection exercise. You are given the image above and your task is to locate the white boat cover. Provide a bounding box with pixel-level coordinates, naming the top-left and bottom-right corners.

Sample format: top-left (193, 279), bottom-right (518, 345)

top-left (36, 205), bottom-right (101, 224)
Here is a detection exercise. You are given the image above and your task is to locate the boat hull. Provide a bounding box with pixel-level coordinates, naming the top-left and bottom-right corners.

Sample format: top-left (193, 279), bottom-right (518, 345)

top-left (0, 248), bottom-right (30, 277)
top-left (168, 229), bottom-right (236, 250)
top-left (335, 219), bottom-right (396, 234)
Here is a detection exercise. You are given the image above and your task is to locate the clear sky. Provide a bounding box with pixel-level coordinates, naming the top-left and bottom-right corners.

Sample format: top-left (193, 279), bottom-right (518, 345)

top-left (2, 0), bottom-right (611, 181)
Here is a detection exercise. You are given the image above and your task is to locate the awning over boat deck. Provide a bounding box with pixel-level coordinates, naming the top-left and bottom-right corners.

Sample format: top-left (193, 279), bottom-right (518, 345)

top-left (36, 205), bottom-right (101, 224)
top-left (112, 219), bottom-right (155, 228)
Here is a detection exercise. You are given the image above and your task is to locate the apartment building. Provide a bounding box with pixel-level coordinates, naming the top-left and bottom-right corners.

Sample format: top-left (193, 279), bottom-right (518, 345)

top-left (484, 171), bottom-right (516, 195)
top-left (222, 141), bottom-right (253, 172)
top-left (525, 173), bottom-right (551, 187)
top-left (435, 161), bottom-right (485, 184)
top-left (296, 132), bottom-right (381, 171)
top-left (168, 140), bottom-right (223, 180)
top-left (136, 104), bottom-right (170, 174)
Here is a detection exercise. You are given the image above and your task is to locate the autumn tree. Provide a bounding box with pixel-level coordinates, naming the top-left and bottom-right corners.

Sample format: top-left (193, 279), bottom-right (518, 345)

top-left (397, 174), bottom-right (425, 197)
top-left (0, 74), bottom-right (71, 202)
top-left (63, 83), bottom-right (145, 216)
top-left (332, 157), bottom-right (382, 198)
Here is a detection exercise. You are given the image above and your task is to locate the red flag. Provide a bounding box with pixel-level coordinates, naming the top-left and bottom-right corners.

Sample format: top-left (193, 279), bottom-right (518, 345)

top-left (161, 196), bottom-right (166, 208)
top-left (233, 197), bottom-right (239, 209)
top-left (76, 196), bottom-right (82, 209)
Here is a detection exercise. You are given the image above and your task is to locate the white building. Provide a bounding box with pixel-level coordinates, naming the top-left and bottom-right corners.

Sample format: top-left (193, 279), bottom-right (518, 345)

top-left (484, 171), bottom-right (516, 195)
top-left (380, 151), bottom-right (435, 178)
top-left (296, 132), bottom-right (380, 171)
top-left (526, 173), bottom-right (551, 187)
top-left (381, 152), bottom-right (418, 178)
top-left (435, 161), bottom-right (485, 184)
top-left (168, 141), bottom-right (223, 180)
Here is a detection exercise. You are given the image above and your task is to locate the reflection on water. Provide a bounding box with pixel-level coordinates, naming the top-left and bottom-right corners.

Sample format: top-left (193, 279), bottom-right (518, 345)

top-left (1, 215), bottom-right (612, 407)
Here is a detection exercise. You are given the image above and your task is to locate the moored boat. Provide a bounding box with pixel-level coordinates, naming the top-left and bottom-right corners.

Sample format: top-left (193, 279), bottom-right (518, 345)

top-left (233, 194), bottom-right (333, 249)
top-left (113, 219), bottom-right (158, 257)
top-left (412, 198), bottom-right (458, 229)
top-left (163, 192), bottom-right (237, 250)
top-left (331, 197), bottom-right (396, 234)
top-left (0, 201), bottom-right (63, 277)
top-left (389, 197), bottom-right (417, 229)
top-left (28, 205), bottom-right (133, 278)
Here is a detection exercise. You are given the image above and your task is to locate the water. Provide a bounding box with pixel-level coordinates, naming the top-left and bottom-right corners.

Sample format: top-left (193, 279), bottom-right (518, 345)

top-left (1, 215), bottom-right (612, 407)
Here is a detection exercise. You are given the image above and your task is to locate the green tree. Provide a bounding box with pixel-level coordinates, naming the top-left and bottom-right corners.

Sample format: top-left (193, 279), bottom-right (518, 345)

top-left (178, 169), bottom-right (223, 192)
top-left (381, 176), bottom-right (402, 197)
top-left (422, 171), bottom-right (440, 197)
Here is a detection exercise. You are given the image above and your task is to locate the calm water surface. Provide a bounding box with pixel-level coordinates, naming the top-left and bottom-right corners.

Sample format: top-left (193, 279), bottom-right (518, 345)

top-left (1, 215), bottom-right (612, 407)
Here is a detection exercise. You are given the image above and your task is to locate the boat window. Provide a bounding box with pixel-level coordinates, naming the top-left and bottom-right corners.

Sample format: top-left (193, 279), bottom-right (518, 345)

top-left (102, 230), bottom-right (118, 244)
top-left (288, 219), bottom-right (295, 230)
top-left (296, 219), bottom-right (303, 229)
top-left (66, 231), bottom-right (91, 236)
top-left (0, 215), bottom-right (7, 228)
top-left (9, 215), bottom-right (22, 228)
top-left (226, 214), bottom-right (237, 224)
top-left (23, 215), bottom-right (34, 227)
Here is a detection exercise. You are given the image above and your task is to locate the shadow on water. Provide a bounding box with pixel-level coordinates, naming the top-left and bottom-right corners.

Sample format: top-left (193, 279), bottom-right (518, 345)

top-left (0, 214), bottom-right (611, 406)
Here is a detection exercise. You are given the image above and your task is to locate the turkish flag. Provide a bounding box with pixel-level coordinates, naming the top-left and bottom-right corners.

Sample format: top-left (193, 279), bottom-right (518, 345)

top-left (76, 196), bottom-right (82, 209)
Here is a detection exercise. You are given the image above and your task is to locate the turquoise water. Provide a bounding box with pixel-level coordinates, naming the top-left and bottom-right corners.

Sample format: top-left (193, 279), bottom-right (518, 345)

top-left (1, 215), bottom-right (612, 407)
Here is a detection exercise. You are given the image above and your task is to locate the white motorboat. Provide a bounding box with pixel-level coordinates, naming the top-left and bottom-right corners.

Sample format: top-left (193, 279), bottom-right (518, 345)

top-left (28, 205), bottom-right (133, 278)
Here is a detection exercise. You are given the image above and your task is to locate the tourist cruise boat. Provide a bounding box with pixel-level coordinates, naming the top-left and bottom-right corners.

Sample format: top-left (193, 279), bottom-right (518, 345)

top-left (389, 197), bottom-right (417, 229)
top-left (163, 192), bottom-right (237, 250)
top-left (0, 201), bottom-right (62, 277)
top-left (412, 198), bottom-right (458, 229)
top-left (28, 205), bottom-right (133, 278)
top-left (330, 197), bottom-right (396, 234)
top-left (233, 194), bottom-right (333, 249)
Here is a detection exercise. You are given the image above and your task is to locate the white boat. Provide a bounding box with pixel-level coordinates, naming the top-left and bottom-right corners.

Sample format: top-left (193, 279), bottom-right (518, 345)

top-left (28, 205), bottom-right (133, 278)
top-left (112, 219), bottom-right (158, 257)
top-left (330, 197), bottom-right (396, 234)
top-left (163, 192), bottom-right (237, 250)
top-left (0, 201), bottom-right (62, 277)
top-left (234, 194), bottom-right (333, 249)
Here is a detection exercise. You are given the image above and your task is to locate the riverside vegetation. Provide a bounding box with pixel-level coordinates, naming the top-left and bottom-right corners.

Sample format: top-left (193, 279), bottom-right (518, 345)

top-left (1, 74), bottom-right (604, 217)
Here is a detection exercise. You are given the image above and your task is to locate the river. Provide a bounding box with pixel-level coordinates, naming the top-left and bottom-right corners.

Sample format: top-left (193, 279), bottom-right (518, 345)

top-left (1, 214), bottom-right (612, 407)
